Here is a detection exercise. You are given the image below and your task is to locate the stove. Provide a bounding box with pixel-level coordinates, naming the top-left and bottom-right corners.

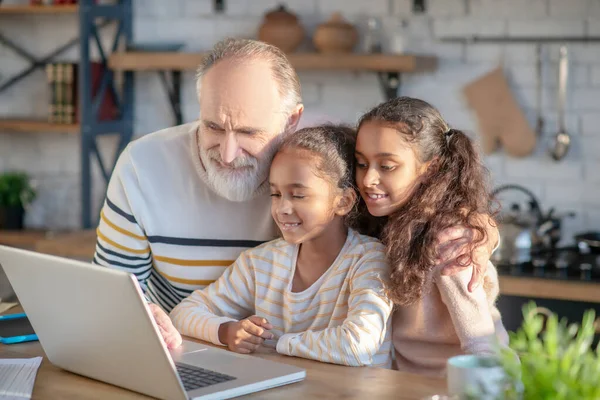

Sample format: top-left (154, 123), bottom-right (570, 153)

top-left (495, 248), bottom-right (600, 283)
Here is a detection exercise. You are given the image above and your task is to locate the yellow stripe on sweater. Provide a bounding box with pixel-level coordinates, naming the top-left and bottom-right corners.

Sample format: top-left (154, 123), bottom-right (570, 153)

top-left (96, 229), bottom-right (150, 255)
top-left (101, 211), bottom-right (146, 241)
top-left (154, 255), bottom-right (234, 267)
top-left (158, 270), bottom-right (215, 286)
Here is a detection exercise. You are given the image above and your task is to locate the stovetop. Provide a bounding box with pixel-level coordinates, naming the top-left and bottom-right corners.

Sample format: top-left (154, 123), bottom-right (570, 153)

top-left (495, 249), bottom-right (600, 284)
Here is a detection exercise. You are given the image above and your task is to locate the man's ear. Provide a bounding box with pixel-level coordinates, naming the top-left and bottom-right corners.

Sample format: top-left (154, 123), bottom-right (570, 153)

top-left (335, 188), bottom-right (357, 217)
top-left (285, 103), bottom-right (304, 133)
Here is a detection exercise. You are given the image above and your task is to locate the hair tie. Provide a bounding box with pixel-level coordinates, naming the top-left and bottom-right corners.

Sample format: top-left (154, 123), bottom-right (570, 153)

top-left (445, 129), bottom-right (454, 138)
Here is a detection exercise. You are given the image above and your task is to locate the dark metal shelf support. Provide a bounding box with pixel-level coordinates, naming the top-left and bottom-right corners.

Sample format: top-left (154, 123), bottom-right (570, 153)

top-left (159, 70), bottom-right (183, 125)
top-left (79, 0), bottom-right (133, 228)
top-left (0, 22), bottom-right (108, 94)
top-left (378, 72), bottom-right (401, 100)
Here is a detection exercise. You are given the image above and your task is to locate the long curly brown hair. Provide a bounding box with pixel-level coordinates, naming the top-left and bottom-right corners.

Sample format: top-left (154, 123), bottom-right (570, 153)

top-left (356, 97), bottom-right (495, 306)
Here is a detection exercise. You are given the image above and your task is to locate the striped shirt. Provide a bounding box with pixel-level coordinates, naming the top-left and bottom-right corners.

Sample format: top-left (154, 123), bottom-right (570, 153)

top-left (170, 229), bottom-right (393, 368)
top-left (93, 122), bottom-right (278, 312)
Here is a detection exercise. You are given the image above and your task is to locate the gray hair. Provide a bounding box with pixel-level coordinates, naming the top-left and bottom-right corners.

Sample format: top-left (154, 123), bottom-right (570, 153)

top-left (196, 38), bottom-right (302, 114)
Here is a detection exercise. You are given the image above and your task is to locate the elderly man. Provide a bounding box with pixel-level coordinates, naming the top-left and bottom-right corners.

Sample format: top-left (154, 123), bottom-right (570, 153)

top-left (94, 38), bottom-right (496, 349)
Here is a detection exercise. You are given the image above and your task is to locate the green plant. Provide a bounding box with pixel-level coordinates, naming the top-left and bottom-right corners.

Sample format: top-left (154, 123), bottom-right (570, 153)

top-left (499, 301), bottom-right (600, 400)
top-left (0, 172), bottom-right (36, 208)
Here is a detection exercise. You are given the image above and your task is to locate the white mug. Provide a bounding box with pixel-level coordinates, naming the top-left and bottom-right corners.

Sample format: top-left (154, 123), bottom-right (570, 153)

top-left (447, 354), bottom-right (506, 399)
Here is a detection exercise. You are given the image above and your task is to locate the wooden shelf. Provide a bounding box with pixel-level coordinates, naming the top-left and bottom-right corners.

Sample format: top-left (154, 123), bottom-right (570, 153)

top-left (109, 52), bottom-right (437, 73)
top-left (499, 275), bottom-right (600, 304)
top-left (0, 4), bottom-right (78, 14)
top-left (0, 119), bottom-right (79, 134)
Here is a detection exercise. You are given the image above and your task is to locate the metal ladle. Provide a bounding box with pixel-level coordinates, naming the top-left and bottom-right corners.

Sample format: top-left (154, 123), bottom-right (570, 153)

top-left (549, 45), bottom-right (571, 161)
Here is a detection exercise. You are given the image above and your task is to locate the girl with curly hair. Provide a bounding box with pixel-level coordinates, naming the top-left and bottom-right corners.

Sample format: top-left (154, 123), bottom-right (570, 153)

top-left (354, 97), bottom-right (508, 376)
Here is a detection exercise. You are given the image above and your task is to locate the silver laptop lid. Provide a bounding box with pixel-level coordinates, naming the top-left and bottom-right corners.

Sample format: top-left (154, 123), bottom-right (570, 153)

top-left (0, 245), bottom-right (187, 400)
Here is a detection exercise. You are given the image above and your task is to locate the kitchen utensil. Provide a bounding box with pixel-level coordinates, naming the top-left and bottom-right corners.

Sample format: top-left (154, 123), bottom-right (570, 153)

top-left (549, 46), bottom-right (571, 161)
top-left (535, 44), bottom-right (544, 136)
top-left (491, 184), bottom-right (574, 265)
top-left (463, 67), bottom-right (536, 157)
top-left (575, 232), bottom-right (600, 255)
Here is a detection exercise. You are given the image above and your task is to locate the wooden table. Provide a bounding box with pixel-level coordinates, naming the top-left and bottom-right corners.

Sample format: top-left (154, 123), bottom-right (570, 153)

top-left (0, 308), bottom-right (446, 400)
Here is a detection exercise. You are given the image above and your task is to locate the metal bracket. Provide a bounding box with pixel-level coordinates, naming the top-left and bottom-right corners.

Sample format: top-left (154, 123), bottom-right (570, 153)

top-left (80, 0), bottom-right (134, 228)
top-left (377, 72), bottom-right (401, 100)
top-left (159, 70), bottom-right (182, 125)
top-left (0, 22), bottom-right (109, 94)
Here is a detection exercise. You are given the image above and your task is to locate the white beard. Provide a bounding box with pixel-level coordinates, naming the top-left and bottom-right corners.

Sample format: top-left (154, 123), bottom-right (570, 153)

top-left (198, 146), bottom-right (272, 202)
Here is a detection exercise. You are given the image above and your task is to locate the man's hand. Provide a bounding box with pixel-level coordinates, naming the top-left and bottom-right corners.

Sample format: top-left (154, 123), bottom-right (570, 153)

top-left (436, 217), bottom-right (499, 292)
top-left (218, 316), bottom-right (274, 354)
top-left (148, 303), bottom-right (183, 349)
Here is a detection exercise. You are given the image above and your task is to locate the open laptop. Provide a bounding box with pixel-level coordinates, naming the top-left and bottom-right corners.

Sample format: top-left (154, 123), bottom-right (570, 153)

top-left (0, 245), bottom-right (305, 400)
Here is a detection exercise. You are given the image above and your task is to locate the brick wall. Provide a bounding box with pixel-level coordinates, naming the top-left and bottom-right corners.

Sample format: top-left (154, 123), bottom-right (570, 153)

top-left (0, 0), bottom-right (599, 244)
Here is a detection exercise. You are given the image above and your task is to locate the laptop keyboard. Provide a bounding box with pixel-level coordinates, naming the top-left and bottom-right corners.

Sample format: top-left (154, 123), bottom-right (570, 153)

top-left (175, 363), bottom-right (237, 391)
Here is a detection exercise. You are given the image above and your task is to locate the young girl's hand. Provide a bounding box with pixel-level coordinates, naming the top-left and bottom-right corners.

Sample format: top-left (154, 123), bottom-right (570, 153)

top-left (218, 316), bottom-right (274, 354)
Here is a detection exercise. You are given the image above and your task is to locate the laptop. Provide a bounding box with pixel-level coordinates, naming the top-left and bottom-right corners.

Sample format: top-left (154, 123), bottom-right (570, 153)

top-left (0, 245), bottom-right (305, 400)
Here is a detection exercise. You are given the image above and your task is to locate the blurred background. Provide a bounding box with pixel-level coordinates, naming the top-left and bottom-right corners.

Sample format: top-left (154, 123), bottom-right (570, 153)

top-left (0, 0), bottom-right (599, 332)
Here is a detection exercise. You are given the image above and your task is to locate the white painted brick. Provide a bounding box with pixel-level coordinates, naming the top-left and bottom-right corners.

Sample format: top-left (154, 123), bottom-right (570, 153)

top-left (465, 44), bottom-right (538, 64)
top-left (223, 0), bottom-right (317, 17)
top-left (545, 183), bottom-right (584, 204)
top-left (317, 0), bottom-right (389, 16)
top-left (470, 0), bottom-right (548, 18)
top-left (391, 0), bottom-right (413, 15)
top-left (433, 18), bottom-right (507, 38)
top-left (581, 113), bottom-right (600, 135)
top-left (482, 153), bottom-right (506, 180)
top-left (591, 66), bottom-right (600, 86)
top-left (297, 81), bottom-right (321, 105)
top-left (508, 19), bottom-right (585, 37)
top-left (543, 64), bottom-right (589, 88)
top-left (535, 112), bottom-right (581, 137)
top-left (465, 44), bottom-right (503, 63)
top-left (585, 210), bottom-right (600, 232)
top-left (491, 177), bottom-right (545, 205)
top-left (572, 88), bottom-right (600, 110)
top-left (320, 81), bottom-right (385, 123)
top-left (181, 0), bottom-right (214, 16)
top-left (210, 17), bottom-right (262, 43)
top-left (404, 39), bottom-right (465, 60)
top-left (591, 2), bottom-right (600, 16)
top-left (381, 15), bottom-right (432, 45)
top-left (582, 137), bottom-right (600, 161)
top-left (134, 0), bottom-right (183, 17)
top-left (425, 0), bottom-right (467, 17)
top-left (37, 135), bottom-right (80, 175)
top-left (548, 44), bottom-right (600, 64)
top-left (549, 0), bottom-right (590, 18)
top-left (588, 19), bottom-right (600, 35)
top-left (582, 175), bottom-right (600, 204)
top-left (135, 18), bottom-right (222, 49)
top-left (504, 146), bottom-right (583, 180)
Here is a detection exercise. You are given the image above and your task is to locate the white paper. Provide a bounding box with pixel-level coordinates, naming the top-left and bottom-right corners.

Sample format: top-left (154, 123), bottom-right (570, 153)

top-left (0, 357), bottom-right (42, 400)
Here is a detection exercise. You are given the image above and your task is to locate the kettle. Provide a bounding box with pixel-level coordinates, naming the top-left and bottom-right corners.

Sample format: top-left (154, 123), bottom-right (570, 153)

top-left (491, 184), bottom-right (572, 265)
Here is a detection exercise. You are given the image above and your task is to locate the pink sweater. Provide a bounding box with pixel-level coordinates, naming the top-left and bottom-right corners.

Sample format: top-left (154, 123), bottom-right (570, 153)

top-left (392, 262), bottom-right (509, 376)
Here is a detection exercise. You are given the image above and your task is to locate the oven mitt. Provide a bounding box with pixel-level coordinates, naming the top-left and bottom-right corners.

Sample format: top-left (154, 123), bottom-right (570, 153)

top-left (463, 67), bottom-right (536, 157)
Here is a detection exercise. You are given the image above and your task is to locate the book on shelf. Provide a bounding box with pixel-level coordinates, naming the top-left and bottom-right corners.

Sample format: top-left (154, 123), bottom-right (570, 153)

top-left (46, 62), bottom-right (118, 124)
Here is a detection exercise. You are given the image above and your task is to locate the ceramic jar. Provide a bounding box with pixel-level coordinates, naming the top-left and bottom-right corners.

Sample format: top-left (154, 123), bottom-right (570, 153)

top-left (313, 13), bottom-right (358, 53)
top-left (258, 5), bottom-right (304, 53)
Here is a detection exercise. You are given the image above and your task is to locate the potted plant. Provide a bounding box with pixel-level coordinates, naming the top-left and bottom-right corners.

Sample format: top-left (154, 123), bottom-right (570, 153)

top-left (0, 172), bottom-right (36, 230)
top-left (497, 301), bottom-right (600, 400)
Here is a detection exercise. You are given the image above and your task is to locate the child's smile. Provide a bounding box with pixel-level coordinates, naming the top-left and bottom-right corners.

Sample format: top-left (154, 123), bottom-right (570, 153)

top-left (269, 150), bottom-right (341, 244)
top-left (355, 122), bottom-right (429, 217)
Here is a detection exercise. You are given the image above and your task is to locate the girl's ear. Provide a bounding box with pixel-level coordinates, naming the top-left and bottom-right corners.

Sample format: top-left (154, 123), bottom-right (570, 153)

top-left (334, 188), bottom-right (357, 216)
